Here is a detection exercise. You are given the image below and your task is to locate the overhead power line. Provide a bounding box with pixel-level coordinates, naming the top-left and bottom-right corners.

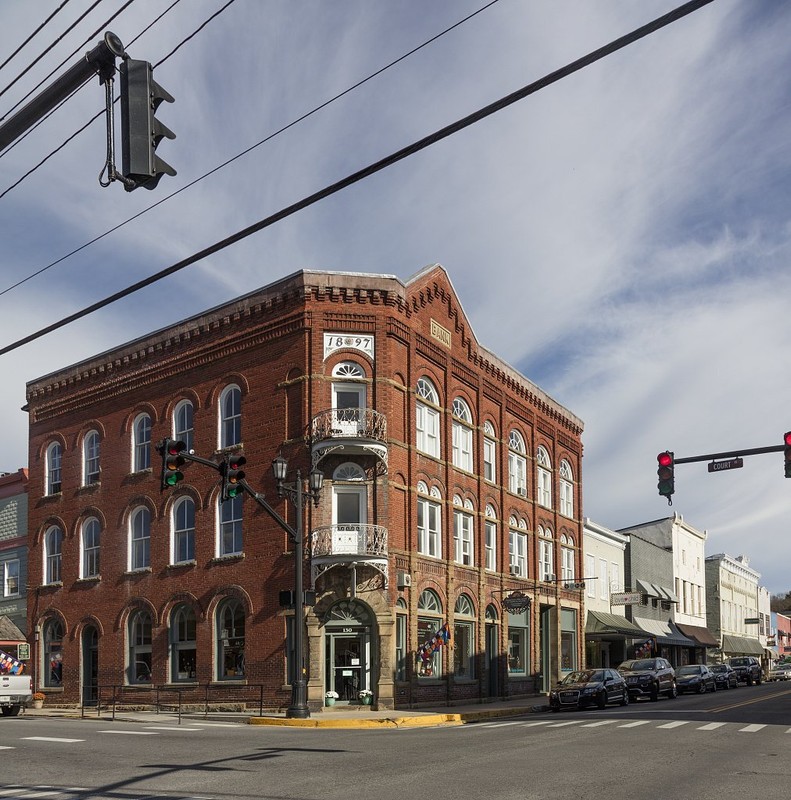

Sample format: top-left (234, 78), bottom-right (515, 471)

top-left (0, 0), bottom-right (716, 358)
top-left (0, 0), bottom-right (74, 74)
top-left (0, 0), bottom-right (501, 294)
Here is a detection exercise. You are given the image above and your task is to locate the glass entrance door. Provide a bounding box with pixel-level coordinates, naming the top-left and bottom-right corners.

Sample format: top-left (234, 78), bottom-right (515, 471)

top-left (81, 625), bottom-right (98, 706)
top-left (326, 632), bottom-right (368, 701)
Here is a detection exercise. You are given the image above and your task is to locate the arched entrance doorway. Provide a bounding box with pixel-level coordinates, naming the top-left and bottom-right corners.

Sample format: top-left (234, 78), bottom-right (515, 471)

top-left (324, 599), bottom-right (375, 703)
top-left (81, 625), bottom-right (98, 706)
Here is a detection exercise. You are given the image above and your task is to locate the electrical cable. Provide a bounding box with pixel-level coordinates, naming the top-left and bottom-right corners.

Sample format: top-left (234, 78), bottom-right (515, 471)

top-left (0, 0), bottom-right (716, 358)
top-left (0, 0), bottom-right (74, 74)
top-left (0, 0), bottom-right (502, 293)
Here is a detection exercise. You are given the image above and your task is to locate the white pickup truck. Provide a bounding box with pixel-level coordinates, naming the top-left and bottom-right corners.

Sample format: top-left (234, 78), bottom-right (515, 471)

top-left (0, 674), bottom-right (32, 717)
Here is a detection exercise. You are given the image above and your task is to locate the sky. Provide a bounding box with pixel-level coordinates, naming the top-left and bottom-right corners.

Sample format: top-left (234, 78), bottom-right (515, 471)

top-left (1, 0), bottom-right (790, 593)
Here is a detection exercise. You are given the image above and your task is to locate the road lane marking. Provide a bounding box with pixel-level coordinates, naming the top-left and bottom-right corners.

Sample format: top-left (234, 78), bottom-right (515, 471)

top-left (96, 730), bottom-right (159, 735)
top-left (144, 726), bottom-right (202, 731)
top-left (21, 737), bottom-right (85, 743)
top-left (618, 720), bottom-right (652, 728)
top-left (520, 721), bottom-right (555, 727)
top-left (547, 720), bottom-right (585, 727)
top-left (580, 720), bottom-right (619, 727)
top-left (191, 722), bottom-right (240, 727)
top-left (484, 721), bottom-right (529, 727)
top-left (697, 723), bottom-right (726, 730)
top-left (656, 721), bottom-right (690, 729)
top-left (738, 724), bottom-right (766, 732)
top-left (710, 686), bottom-right (791, 713)
top-left (0, 746), bottom-right (15, 749)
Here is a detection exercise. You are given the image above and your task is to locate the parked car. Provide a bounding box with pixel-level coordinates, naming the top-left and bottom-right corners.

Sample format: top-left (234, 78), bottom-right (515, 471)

top-left (618, 657), bottom-right (677, 701)
top-left (768, 662), bottom-right (791, 681)
top-left (675, 664), bottom-right (717, 694)
top-left (0, 673), bottom-right (32, 717)
top-left (727, 656), bottom-right (762, 685)
top-left (549, 668), bottom-right (629, 711)
top-left (709, 663), bottom-right (739, 689)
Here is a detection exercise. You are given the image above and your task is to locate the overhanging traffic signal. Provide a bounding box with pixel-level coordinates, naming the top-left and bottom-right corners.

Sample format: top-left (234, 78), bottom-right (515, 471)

top-left (221, 453), bottom-right (247, 501)
top-left (784, 432), bottom-right (791, 478)
top-left (119, 58), bottom-right (176, 191)
top-left (158, 439), bottom-right (186, 490)
top-left (657, 451), bottom-right (675, 502)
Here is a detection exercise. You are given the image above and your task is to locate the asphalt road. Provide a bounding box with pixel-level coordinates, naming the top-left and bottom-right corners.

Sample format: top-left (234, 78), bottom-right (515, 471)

top-left (2, 682), bottom-right (790, 800)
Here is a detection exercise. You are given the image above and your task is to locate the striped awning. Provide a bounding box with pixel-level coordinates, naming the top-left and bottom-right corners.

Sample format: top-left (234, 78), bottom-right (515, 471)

top-left (633, 616), bottom-right (695, 647)
top-left (721, 634), bottom-right (763, 656)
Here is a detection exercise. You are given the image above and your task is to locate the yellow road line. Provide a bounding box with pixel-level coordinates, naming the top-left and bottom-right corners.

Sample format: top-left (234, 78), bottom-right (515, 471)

top-left (710, 686), bottom-right (791, 713)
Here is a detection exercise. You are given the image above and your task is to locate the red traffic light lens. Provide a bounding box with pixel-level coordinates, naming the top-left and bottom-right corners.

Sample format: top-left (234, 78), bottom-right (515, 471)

top-left (167, 440), bottom-right (186, 455)
top-left (784, 432), bottom-right (791, 447)
top-left (657, 452), bottom-right (673, 467)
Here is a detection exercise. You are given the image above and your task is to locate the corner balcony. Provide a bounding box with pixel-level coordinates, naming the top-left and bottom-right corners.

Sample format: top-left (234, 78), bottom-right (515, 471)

top-left (308, 408), bottom-right (388, 472)
top-left (310, 523), bottom-right (389, 587)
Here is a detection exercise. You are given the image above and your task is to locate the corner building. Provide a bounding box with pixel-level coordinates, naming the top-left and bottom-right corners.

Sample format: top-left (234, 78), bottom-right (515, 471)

top-left (26, 266), bottom-right (584, 710)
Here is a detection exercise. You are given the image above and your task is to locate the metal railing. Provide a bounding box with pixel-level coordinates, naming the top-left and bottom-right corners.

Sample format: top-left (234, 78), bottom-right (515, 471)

top-left (308, 408), bottom-right (387, 444)
top-left (311, 523), bottom-right (388, 558)
top-left (83, 683), bottom-right (267, 723)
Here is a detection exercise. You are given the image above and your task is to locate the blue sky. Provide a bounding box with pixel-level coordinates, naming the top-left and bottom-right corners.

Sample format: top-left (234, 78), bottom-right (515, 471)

top-left (2, 0), bottom-right (791, 592)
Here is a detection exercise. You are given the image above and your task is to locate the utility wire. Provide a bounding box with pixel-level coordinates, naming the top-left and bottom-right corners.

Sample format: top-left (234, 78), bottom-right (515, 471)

top-left (0, 0), bottom-right (501, 294)
top-left (0, 0), bottom-right (716, 358)
top-left (0, 0), bottom-right (183, 162)
top-left (0, 0), bottom-right (74, 74)
top-left (154, 0), bottom-right (237, 68)
top-left (0, 0), bottom-right (136, 121)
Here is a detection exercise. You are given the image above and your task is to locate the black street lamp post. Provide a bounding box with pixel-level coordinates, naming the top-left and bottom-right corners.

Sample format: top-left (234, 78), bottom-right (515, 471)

top-left (271, 455), bottom-right (323, 719)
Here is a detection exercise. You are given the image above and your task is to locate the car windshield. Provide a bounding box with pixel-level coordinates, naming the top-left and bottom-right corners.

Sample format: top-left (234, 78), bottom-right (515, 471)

top-left (620, 660), bottom-right (655, 671)
top-left (562, 670), bottom-right (603, 684)
top-left (710, 665), bottom-right (727, 673)
top-left (677, 665), bottom-right (702, 675)
top-left (730, 658), bottom-right (749, 666)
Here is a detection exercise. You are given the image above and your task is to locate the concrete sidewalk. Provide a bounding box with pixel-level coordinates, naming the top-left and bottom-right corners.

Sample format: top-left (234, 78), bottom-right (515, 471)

top-left (20, 699), bottom-right (546, 729)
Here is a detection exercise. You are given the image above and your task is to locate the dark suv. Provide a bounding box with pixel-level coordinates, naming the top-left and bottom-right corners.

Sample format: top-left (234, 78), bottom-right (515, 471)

top-left (727, 656), bottom-right (762, 685)
top-left (618, 657), bottom-right (677, 701)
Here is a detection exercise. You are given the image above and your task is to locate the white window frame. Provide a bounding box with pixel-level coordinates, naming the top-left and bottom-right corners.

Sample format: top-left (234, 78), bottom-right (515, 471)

top-left (559, 460), bottom-right (573, 518)
top-left (453, 496), bottom-right (474, 566)
top-left (172, 497), bottom-right (196, 564)
top-left (451, 398), bottom-right (473, 473)
top-left (83, 430), bottom-right (100, 485)
top-left (416, 378), bottom-right (440, 458)
top-left (509, 530), bottom-right (527, 578)
top-left (130, 507), bottom-right (151, 570)
top-left (453, 594), bottom-right (476, 679)
top-left (81, 517), bottom-right (101, 579)
top-left (132, 413), bottom-right (152, 472)
top-left (44, 526), bottom-right (63, 585)
top-left (219, 494), bottom-right (243, 556)
top-left (174, 399), bottom-right (194, 452)
top-left (560, 534), bottom-right (574, 582)
top-left (3, 559), bottom-right (20, 597)
top-left (417, 589), bottom-right (444, 678)
top-left (417, 483), bottom-right (442, 558)
top-left (46, 442), bottom-right (62, 495)
top-left (585, 554), bottom-right (596, 598)
top-left (539, 529), bottom-right (554, 582)
top-left (219, 385), bottom-right (242, 449)
top-left (484, 505), bottom-right (497, 572)
top-left (508, 431), bottom-right (527, 496)
top-left (599, 558), bottom-right (608, 600)
top-left (537, 446), bottom-right (552, 509)
top-left (483, 422), bottom-right (496, 484)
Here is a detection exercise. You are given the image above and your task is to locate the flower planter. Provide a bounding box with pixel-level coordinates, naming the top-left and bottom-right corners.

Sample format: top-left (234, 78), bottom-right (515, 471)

top-left (325, 697), bottom-right (336, 707)
top-left (32, 700), bottom-right (43, 710)
top-left (360, 696), bottom-right (372, 705)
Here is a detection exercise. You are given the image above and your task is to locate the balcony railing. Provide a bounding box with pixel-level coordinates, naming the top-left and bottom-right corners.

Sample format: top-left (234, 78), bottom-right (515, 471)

top-left (308, 408), bottom-right (387, 445)
top-left (311, 524), bottom-right (388, 559)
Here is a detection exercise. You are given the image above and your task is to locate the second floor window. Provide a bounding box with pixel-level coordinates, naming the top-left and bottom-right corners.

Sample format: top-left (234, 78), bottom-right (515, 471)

top-left (559, 460), bottom-right (574, 517)
top-left (45, 526), bottom-right (63, 584)
top-left (451, 398), bottom-right (473, 472)
top-left (81, 517), bottom-right (101, 579)
top-left (539, 528), bottom-right (554, 582)
top-left (219, 495), bottom-right (243, 556)
top-left (130, 507), bottom-right (151, 570)
top-left (173, 497), bottom-right (196, 564)
top-left (484, 507), bottom-right (497, 572)
top-left (560, 533), bottom-right (575, 582)
top-left (483, 421), bottom-right (496, 483)
top-left (83, 431), bottom-right (100, 485)
top-left (416, 377), bottom-right (440, 458)
top-left (537, 446), bottom-right (552, 508)
top-left (416, 482), bottom-right (441, 558)
top-left (509, 527), bottom-right (528, 578)
top-left (174, 400), bottom-right (194, 452)
top-left (508, 431), bottom-right (527, 496)
top-left (220, 385), bottom-right (241, 448)
top-left (46, 442), bottom-right (62, 495)
top-left (3, 559), bottom-right (19, 597)
top-left (453, 495), bottom-right (474, 567)
top-left (133, 414), bottom-right (152, 472)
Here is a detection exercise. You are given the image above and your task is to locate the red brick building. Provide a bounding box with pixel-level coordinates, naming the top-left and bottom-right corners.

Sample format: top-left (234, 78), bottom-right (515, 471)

top-left (25, 265), bottom-right (584, 710)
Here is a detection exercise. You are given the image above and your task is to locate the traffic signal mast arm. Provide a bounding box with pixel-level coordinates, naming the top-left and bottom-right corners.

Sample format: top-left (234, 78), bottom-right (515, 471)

top-left (673, 444), bottom-right (785, 464)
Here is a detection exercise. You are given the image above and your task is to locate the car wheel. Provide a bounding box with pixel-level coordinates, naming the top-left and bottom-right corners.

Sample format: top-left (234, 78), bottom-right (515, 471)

top-left (746, 676), bottom-right (753, 686)
top-left (711, 681), bottom-right (717, 692)
top-left (597, 690), bottom-right (607, 710)
top-left (620, 689), bottom-right (629, 707)
top-left (756, 677), bottom-right (762, 685)
top-left (550, 705), bottom-right (560, 713)
top-left (1, 705), bottom-right (20, 717)
top-left (697, 682), bottom-right (706, 694)
top-left (668, 682), bottom-right (678, 699)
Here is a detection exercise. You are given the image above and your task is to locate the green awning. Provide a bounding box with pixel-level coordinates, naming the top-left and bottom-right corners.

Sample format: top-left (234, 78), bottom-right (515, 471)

top-left (721, 634), bottom-right (763, 656)
top-left (585, 610), bottom-right (649, 638)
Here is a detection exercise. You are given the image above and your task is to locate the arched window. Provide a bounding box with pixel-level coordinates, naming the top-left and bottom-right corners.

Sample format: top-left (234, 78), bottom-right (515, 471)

top-left (44, 526), bottom-right (63, 584)
top-left (560, 533), bottom-right (575, 582)
top-left (395, 597), bottom-right (408, 682)
top-left (83, 431), bottom-right (100, 485)
top-left (217, 599), bottom-right (245, 680)
top-left (46, 442), bottom-right (62, 495)
top-left (537, 446), bottom-right (552, 509)
top-left (416, 589), bottom-right (444, 678)
top-left (509, 516), bottom-right (528, 578)
top-left (484, 504), bottom-right (497, 571)
top-left (454, 594), bottom-right (476, 678)
top-left (559, 460), bottom-right (574, 518)
top-left (483, 421), bottom-right (496, 483)
top-left (451, 398), bottom-right (473, 472)
top-left (452, 495), bottom-right (474, 566)
top-left (332, 362), bottom-right (366, 434)
top-left (133, 413), bottom-right (152, 472)
top-left (43, 618), bottom-right (63, 687)
top-left (219, 494), bottom-right (243, 557)
top-left (172, 497), bottom-right (195, 564)
top-left (415, 377), bottom-right (440, 458)
top-left (130, 507), bottom-right (151, 570)
top-left (508, 430), bottom-right (527, 496)
top-left (81, 517), bottom-right (100, 579)
top-left (417, 482), bottom-right (441, 558)
top-left (174, 400), bottom-right (194, 452)
top-left (170, 605), bottom-right (197, 682)
top-left (538, 526), bottom-right (555, 582)
top-left (128, 610), bottom-right (152, 684)
top-left (219, 385), bottom-right (241, 448)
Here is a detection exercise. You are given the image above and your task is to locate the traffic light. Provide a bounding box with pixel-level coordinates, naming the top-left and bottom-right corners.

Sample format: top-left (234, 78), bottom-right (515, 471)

top-left (221, 453), bottom-right (247, 501)
top-left (657, 451), bottom-right (674, 501)
top-left (119, 58), bottom-right (176, 191)
top-left (784, 432), bottom-right (791, 478)
top-left (158, 439), bottom-right (186, 490)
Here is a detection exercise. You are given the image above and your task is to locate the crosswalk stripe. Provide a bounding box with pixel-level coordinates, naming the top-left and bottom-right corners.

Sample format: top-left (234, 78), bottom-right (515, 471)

top-left (519, 721), bottom-right (555, 727)
top-left (697, 723), bottom-right (726, 730)
top-left (656, 721), bottom-right (689, 729)
top-left (0, 790), bottom-right (25, 796)
top-left (484, 721), bottom-right (528, 728)
top-left (580, 720), bottom-right (618, 728)
top-left (191, 722), bottom-right (239, 727)
top-left (96, 730), bottom-right (159, 735)
top-left (22, 737), bottom-right (85, 743)
top-left (144, 726), bottom-right (202, 731)
top-left (618, 720), bottom-right (652, 728)
top-left (739, 724), bottom-right (766, 733)
top-left (0, 746), bottom-right (15, 750)
top-left (547, 720), bottom-right (585, 727)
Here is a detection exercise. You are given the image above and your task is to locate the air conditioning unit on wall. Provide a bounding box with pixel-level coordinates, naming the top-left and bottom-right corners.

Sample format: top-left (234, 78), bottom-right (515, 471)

top-left (396, 571), bottom-right (412, 589)
top-left (510, 565), bottom-right (520, 576)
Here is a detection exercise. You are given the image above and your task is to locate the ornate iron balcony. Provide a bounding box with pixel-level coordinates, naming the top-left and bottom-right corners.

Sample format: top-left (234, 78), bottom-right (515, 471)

top-left (311, 524), bottom-right (388, 559)
top-left (308, 408), bottom-right (388, 471)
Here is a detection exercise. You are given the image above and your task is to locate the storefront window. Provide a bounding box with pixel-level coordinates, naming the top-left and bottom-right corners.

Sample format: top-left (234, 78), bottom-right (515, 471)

top-left (43, 619), bottom-right (63, 687)
top-left (129, 610), bottom-right (152, 684)
top-left (395, 598), bottom-right (407, 681)
top-left (453, 594), bottom-right (476, 678)
top-left (507, 609), bottom-right (529, 675)
top-left (416, 589), bottom-right (443, 678)
top-left (217, 599), bottom-right (245, 680)
top-left (560, 607), bottom-right (578, 672)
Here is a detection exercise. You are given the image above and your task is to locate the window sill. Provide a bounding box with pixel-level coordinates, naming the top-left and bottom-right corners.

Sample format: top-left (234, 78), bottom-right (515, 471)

top-left (211, 553), bottom-right (245, 564)
top-left (129, 468), bottom-right (153, 477)
top-left (167, 560), bottom-right (197, 569)
top-left (77, 482), bottom-right (101, 493)
top-left (40, 687), bottom-right (64, 694)
top-left (124, 567), bottom-right (152, 576)
top-left (163, 682), bottom-right (199, 688)
top-left (76, 576), bottom-right (100, 584)
top-left (211, 679), bottom-right (247, 685)
top-left (41, 581), bottom-right (62, 589)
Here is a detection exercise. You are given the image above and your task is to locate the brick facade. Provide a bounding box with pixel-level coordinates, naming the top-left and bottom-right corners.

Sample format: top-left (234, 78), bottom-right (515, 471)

top-left (25, 265), bottom-right (584, 710)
